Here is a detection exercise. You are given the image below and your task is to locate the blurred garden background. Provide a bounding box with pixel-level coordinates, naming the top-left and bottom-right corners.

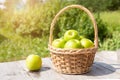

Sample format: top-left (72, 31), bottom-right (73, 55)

top-left (0, 0), bottom-right (120, 62)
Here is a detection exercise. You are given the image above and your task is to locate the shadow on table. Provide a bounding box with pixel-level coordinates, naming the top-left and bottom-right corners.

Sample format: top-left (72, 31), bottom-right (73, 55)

top-left (110, 63), bottom-right (120, 69)
top-left (27, 67), bottom-right (51, 73)
top-left (27, 67), bottom-right (51, 77)
top-left (85, 62), bottom-right (116, 76)
top-left (41, 67), bottom-right (51, 71)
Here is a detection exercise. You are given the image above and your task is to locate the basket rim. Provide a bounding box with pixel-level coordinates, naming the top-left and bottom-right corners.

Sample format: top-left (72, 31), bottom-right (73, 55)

top-left (48, 44), bottom-right (98, 55)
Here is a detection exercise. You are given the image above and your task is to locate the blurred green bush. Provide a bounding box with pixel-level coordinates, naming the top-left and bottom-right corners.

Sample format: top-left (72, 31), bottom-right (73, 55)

top-left (100, 31), bottom-right (120, 50)
top-left (0, 36), bottom-right (49, 62)
top-left (10, 0), bottom-right (111, 42)
top-left (74, 0), bottom-right (120, 12)
top-left (11, 0), bottom-right (67, 37)
top-left (0, 0), bottom-right (119, 62)
top-left (54, 9), bottom-right (111, 42)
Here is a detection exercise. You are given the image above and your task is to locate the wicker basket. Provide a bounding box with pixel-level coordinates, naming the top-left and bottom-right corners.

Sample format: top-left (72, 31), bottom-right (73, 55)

top-left (48, 5), bottom-right (98, 74)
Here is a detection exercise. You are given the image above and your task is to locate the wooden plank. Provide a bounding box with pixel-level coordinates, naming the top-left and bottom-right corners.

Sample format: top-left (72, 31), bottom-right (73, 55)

top-left (18, 57), bottom-right (120, 80)
top-left (0, 51), bottom-right (120, 80)
top-left (91, 62), bottom-right (120, 79)
top-left (58, 62), bottom-right (120, 80)
top-left (18, 58), bottom-right (66, 80)
top-left (0, 61), bottom-right (31, 80)
top-left (19, 58), bottom-right (91, 80)
top-left (95, 51), bottom-right (118, 62)
top-left (95, 51), bottom-right (120, 73)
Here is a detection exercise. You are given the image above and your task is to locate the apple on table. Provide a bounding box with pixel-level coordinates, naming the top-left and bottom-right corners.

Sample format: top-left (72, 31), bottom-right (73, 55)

top-left (26, 54), bottom-right (42, 71)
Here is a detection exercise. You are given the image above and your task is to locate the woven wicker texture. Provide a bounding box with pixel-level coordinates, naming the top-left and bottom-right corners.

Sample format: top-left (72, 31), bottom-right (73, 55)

top-left (48, 5), bottom-right (98, 74)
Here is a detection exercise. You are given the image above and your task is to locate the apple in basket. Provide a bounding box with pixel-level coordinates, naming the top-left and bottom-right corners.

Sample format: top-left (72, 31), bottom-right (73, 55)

top-left (52, 38), bottom-right (66, 48)
top-left (79, 35), bottom-right (85, 40)
top-left (81, 38), bottom-right (94, 48)
top-left (52, 29), bottom-right (94, 49)
top-left (26, 54), bottom-right (42, 71)
top-left (64, 30), bottom-right (79, 41)
top-left (64, 39), bottom-right (82, 49)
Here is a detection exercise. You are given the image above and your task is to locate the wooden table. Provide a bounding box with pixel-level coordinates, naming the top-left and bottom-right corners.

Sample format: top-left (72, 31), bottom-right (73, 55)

top-left (0, 51), bottom-right (120, 80)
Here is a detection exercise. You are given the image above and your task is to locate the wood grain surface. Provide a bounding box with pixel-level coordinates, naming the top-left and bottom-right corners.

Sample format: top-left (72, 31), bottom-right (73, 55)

top-left (0, 51), bottom-right (120, 80)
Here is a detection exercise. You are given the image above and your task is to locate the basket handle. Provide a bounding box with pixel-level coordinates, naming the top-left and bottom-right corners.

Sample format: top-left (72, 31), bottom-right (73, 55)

top-left (49, 5), bottom-right (98, 48)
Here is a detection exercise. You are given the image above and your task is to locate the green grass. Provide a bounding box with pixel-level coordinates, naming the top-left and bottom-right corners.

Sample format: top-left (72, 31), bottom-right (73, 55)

top-left (0, 27), bottom-right (50, 62)
top-left (0, 36), bottom-right (50, 62)
top-left (100, 10), bottom-right (120, 31)
top-left (99, 10), bottom-right (120, 50)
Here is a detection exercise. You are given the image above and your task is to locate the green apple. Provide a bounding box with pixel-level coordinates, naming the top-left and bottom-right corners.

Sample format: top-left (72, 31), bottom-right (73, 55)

top-left (64, 30), bottom-right (79, 41)
top-left (81, 38), bottom-right (94, 48)
top-left (26, 54), bottom-right (42, 71)
top-left (64, 39), bottom-right (82, 49)
top-left (52, 38), bottom-right (66, 48)
top-left (79, 35), bottom-right (86, 40)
